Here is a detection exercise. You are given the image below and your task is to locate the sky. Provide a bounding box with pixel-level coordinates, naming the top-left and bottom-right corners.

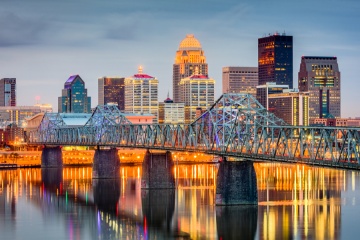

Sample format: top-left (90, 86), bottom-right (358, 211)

top-left (1, 0), bottom-right (359, 117)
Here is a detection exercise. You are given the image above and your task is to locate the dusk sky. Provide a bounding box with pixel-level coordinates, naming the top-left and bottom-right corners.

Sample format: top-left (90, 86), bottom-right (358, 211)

top-left (1, 0), bottom-right (359, 117)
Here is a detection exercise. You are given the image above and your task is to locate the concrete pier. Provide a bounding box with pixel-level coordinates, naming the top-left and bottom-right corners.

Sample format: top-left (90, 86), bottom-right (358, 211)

top-left (141, 151), bottom-right (175, 189)
top-left (93, 148), bottom-right (120, 179)
top-left (216, 160), bottom-right (258, 205)
top-left (41, 146), bottom-right (63, 168)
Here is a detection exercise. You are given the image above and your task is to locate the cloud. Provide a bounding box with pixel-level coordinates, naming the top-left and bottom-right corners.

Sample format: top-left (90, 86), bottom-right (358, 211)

top-left (0, 12), bottom-right (47, 47)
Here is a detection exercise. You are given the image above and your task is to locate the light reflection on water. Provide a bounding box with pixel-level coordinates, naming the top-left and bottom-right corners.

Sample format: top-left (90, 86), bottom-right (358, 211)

top-left (0, 163), bottom-right (360, 239)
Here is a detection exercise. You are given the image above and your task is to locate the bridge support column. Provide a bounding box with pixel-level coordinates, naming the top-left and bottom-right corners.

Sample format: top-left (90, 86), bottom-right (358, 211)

top-left (216, 160), bottom-right (258, 205)
top-left (93, 148), bottom-right (120, 179)
top-left (141, 150), bottom-right (175, 189)
top-left (41, 146), bottom-right (63, 168)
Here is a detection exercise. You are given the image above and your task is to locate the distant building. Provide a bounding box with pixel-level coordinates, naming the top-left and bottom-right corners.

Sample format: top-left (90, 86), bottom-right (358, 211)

top-left (222, 67), bottom-right (258, 96)
top-left (258, 33), bottom-right (293, 88)
top-left (173, 34), bottom-right (208, 103)
top-left (256, 82), bottom-right (289, 109)
top-left (179, 74), bottom-right (215, 123)
top-left (298, 56), bottom-right (341, 124)
top-left (0, 106), bottom-right (49, 127)
top-left (158, 97), bottom-right (185, 124)
top-left (0, 78), bottom-right (16, 106)
top-left (268, 90), bottom-right (309, 126)
top-left (98, 77), bottom-right (125, 110)
top-left (124, 67), bottom-right (159, 122)
top-left (58, 75), bottom-right (91, 113)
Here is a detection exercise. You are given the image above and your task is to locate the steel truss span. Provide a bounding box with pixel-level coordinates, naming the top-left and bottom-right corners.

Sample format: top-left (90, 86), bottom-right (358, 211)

top-left (28, 93), bottom-right (360, 170)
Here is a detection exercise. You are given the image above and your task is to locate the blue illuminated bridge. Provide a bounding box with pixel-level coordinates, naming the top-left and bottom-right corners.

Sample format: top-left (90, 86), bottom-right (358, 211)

top-left (27, 93), bottom-right (360, 205)
top-left (28, 93), bottom-right (360, 169)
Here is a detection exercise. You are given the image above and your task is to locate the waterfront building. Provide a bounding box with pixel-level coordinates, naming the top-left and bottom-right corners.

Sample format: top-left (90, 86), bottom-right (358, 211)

top-left (173, 34), bottom-right (208, 103)
top-left (158, 97), bottom-right (185, 124)
top-left (58, 75), bottom-right (91, 113)
top-left (298, 56), bottom-right (341, 124)
top-left (0, 78), bottom-right (16, 106)
top-left (98, 77), bottom-right (125, 110)
top-left (0, 106), bottom-right (50, 127)
top-left (256, 82), bottom-right (289, 109)
top-left (124, 66), bottom-right (159, 122)
top-left (179, 74), bottom-right (215, 123)
top-left (258, 33), bottom-right (293, 88)
top-left (222, 67), bottom-right (258, 96)
top-left (268, 89), bottom-right (309, 126)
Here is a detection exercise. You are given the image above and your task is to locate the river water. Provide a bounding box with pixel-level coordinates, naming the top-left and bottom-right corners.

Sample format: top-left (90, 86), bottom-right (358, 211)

top-left (1, 163), bottom-right (360, 239)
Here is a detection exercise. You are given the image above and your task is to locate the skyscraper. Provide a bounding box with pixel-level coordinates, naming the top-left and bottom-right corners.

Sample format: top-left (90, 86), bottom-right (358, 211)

top-left (158, 97), bottom-right (185, 125)
top-left (173, 34), bottom-right (208, 103)
top-left (258, 33), bottom-right (293, 88)
top-left (298, 56), bottom-right (341, 124)
top-left (124, 66), bottom-right (159, 122)
top-left (58, 75), bottom-right (91, 113)
top-left (179, 74), bottom-right (215, 123)
top-left (0, 78), bottom-right (16, 106)
top-left (98, 77), bottom-right (125, 110)
top-left (222, 67), bottom-right (258, 96)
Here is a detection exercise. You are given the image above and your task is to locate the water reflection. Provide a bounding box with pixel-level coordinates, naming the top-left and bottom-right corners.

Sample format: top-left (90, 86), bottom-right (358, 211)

top-left (1, 163), bottom-right (360, 239)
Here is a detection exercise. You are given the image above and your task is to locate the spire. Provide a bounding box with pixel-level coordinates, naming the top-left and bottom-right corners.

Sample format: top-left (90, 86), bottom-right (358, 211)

top-left (138, 65), bottom-right (143, 74)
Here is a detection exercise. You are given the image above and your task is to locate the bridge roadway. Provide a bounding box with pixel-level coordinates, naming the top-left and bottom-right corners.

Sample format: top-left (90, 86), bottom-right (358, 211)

top-left (28, 93), bottom-right (360, 170)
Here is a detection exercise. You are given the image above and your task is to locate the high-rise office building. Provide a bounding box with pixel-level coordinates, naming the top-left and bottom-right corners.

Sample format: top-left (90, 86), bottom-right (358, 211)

top-left (222, 67), bottom-right (258, 96)
top-left (0, 78), bottom-right (16, 106)
top-left (158, 97), bottom-right (185, 124)
top-left (298, 56), bottom-right (341, 124)
top-left (258, 33), bottom-right (293, 88)
top-left (125, 66), bottom-right (159, 122)
top-left (256, 82), bottom-right (289, 109)
top-left (98, 77), bottom-right (125, 110)
top-left (173, 34), bottom-right (208, 103)
top-left (179, 74), bottom-right (215, 123)
top-left (268, 90), bottom-right (309, 126)
top-left (58, 75), bottom-right (91, 113)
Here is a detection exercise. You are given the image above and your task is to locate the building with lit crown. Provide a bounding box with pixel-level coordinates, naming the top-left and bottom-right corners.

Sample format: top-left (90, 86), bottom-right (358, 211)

top-left (58, 75), bottom-right (91, 113)
top-left (0, 78), bottom-right (16, 106)
top-left (158, 97), bottom-right (185, 124)
top-left (222, 67), bottom-right (258, 96)
top-left (173, 34), bottom-right (208, 103)
top-left (268, 90), bottom-right (309, 126)
top-left (298, 56), bottom-right (341, 124)
top-left (179, 74), bottom-right (214, 123)
top-left (125, 67), bottom-right (159, 122)
top-left (98, 77), bottom-right (125, 110)
top-left (258, 33), bottom-right (293, 88)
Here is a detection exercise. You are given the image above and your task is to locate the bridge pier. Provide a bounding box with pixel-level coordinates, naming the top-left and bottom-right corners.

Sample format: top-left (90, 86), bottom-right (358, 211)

top-left (216, 160), bottom-right (258, 205)
top-left (141, 150), bottom-right (175, 189)
top-left (41, 146), bottom-right (63, 168)
top-left (93, 148), bottom-right (120, 179)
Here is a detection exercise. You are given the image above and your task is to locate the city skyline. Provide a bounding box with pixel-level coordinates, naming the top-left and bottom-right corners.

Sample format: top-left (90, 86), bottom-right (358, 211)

top-left (1, 0), bottom-right (359, 117)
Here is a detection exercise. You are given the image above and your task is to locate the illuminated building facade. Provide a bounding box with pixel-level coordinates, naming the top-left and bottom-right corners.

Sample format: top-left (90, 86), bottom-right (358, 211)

top-left (258, 34), bottom-right (293, 88)
top-left (256, 82), bottom-right (289, 109)
top-left (158, 97), bottom-right (185, 124)
top-left (173, 34), bottom-right (208, 103)
top-left (0, 78), bottom-right (16, 106)
top-left (0, 106), bottom-right (50, 126)
top-left (98, 77), bottom-right (125, 110)
top-left (222, 67), bottom-right (258, 96)
top-left (179, 74), bottom-right (214, 123)
top-left (58, 75), bottom-right (91, 113)
top-left (298, 56), bottom-right (341, 124)
top-left (268, 90), bottom-right (309, 126)
top-left (125, 67), bottom-right (159, 122)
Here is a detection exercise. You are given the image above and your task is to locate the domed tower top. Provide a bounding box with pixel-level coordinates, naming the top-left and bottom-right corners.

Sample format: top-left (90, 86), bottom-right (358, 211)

top-left (179, 34), bottom-right (202, 50)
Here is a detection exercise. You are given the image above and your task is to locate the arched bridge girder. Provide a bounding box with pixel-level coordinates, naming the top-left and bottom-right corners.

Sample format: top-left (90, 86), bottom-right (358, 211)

top-left (27, 94), bottom-right (360, 169)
